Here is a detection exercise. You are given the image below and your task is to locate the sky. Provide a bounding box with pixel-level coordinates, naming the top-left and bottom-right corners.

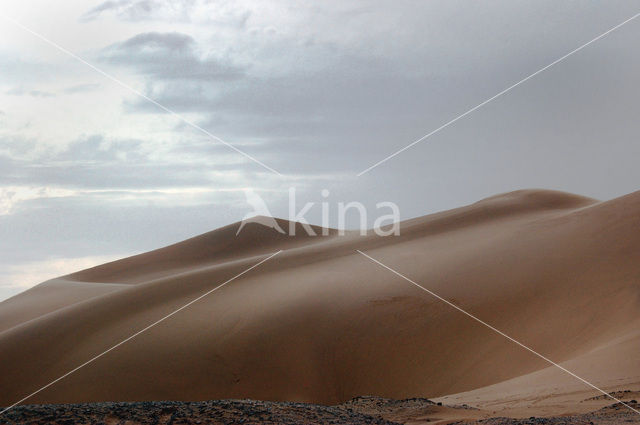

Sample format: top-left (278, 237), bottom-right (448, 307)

top-left (1, 0), bottom-right (640, 301)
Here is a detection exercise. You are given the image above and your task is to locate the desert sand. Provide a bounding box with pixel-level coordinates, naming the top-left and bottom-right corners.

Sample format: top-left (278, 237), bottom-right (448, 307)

top-left (0, 189), bottom-right (639, 423)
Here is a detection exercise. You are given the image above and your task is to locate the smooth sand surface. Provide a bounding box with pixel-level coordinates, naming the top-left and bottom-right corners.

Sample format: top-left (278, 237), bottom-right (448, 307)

top-left (1, 189), bottom-right (638, 419)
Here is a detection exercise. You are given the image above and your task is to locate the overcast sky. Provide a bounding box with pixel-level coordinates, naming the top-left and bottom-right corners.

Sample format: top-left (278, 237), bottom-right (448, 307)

top-left (1, 0), bottom-right (639, 301)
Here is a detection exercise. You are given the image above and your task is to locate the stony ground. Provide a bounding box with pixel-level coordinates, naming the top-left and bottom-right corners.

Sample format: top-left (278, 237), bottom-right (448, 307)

top-left (0, 399), bottom-right (401, 425)
top-left (452, 401), bottom-right (640, 424)
top-left (1, 397), bottom-right (639, 424)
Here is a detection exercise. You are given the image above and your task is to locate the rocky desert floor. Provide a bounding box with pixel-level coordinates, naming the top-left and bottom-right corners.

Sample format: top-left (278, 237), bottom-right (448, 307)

top-left (1, 395), bottom-right (639, 425)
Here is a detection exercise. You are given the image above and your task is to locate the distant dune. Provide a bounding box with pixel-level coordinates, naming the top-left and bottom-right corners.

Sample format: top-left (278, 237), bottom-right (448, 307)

top-left (1, 189), bottom-right (639, 420)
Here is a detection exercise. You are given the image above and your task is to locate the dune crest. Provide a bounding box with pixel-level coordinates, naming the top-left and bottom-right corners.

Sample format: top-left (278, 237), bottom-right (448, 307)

top-left (1, 189), bottom-right (638, 416)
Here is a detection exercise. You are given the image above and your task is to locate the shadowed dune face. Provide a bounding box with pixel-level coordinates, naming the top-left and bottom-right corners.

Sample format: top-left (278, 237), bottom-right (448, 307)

top-left (0, 189), bottom-right (638, 410)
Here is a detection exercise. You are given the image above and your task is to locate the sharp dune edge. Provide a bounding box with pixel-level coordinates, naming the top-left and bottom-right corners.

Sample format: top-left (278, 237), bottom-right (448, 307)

top-left (1, 189), bottom-right (639, 422)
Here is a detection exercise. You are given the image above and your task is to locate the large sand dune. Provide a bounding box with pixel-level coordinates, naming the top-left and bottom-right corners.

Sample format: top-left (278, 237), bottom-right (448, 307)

top-left (1, 189), bottom-right (639, 418)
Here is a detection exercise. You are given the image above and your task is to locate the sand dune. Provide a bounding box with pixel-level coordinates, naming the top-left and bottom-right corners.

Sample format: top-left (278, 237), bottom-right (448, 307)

top-left (1, 189), bottom-right (639, 418)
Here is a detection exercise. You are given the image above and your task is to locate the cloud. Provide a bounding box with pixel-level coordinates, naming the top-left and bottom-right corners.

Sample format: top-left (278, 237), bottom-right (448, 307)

top-left (63, 83), bottom-right (102, 94)
top-left (0, 51), bottom-right (65, 84)
top-left (81, 0), bottom-right (193, 22)
top-left (80, 0), bottom-right (251, 26)
top-left (100, 32), bottom-right (245, 81)
top-left (55, 134), bottom-right (145, 162)
top-left (0, 135), bottom-right (39, 159)
top-left (115, 38), bottom-right (441, 174)
top-left (0, 186), bottom-right (76, 215)
top-left (0, 130), bottom-right (297, 215)
top-left (0, 149), bottom-right (213, 192)
top-left (6, 87), bottom-right (56, 98)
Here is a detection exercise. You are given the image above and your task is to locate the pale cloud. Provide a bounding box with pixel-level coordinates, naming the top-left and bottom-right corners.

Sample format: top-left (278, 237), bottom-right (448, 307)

top-left (81, 0), bottom-right (198, 22)
top-left (63, 83), bottom-right (102, 94)
top-left (0, 186), bottom-right (76, 215)
top-left (100, 31), bottom-right (245, 81)
top-left (0, 51), bottom-right (60, 84)
top-left (0, 184), bottom-right (251, 216)
top-left (81, 0), bottom-right (252, 26)
top-left (6, 87), bottom-right (56, 97)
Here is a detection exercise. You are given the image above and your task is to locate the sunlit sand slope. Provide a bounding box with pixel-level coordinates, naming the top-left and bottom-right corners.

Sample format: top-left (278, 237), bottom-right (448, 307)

top-left (1, 189), bottom-right (638, 411)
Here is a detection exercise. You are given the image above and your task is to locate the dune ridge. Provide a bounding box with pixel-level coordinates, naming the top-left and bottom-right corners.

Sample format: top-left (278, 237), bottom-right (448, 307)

top-left (0, 189), bottom-right (638, 418)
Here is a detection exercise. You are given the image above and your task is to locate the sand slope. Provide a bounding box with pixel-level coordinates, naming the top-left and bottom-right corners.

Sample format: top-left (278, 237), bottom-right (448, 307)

top-left (1, 189), bottom-right (638, 415)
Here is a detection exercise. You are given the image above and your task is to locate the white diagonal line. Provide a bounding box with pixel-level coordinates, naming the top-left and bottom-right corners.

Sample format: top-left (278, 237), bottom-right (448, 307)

top-left (0, 14), bottom-right (283, 177)
top-left (358, 11), bottom-right (640, 176)
top-left (356, 249), bottom-right (640, 415)
top-left (0, 250), bottom-right (282, 416)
